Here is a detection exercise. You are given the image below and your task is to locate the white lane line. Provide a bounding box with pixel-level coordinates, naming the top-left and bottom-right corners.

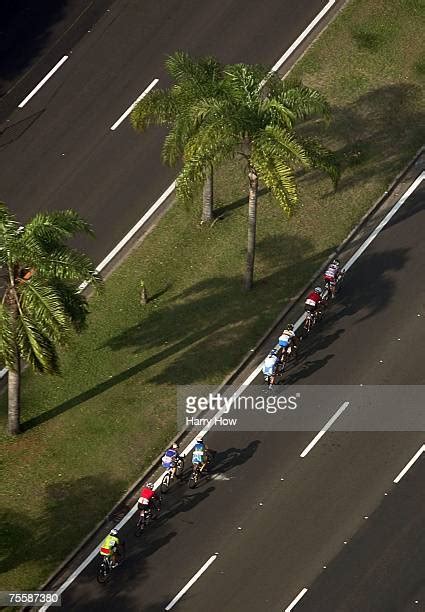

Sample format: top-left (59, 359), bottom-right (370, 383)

top-left (110, 78), bottom-right (159, 130)
top-left (300, 401), bottom-right (349, 458)
top-left (284, 587), bottom-right (308, 612)
top-left (164, 555), bottom-right (217, 610)
top-left (18, 56), bottom-right (69, 108)
top-left (343, 171), bottom-right (425, 273)
top-left (270, 0), bottom-right (336, 73)
top-left (393, 444), bottom-right (425, 483)
top-left (95, 178), bottom-right (174, 271)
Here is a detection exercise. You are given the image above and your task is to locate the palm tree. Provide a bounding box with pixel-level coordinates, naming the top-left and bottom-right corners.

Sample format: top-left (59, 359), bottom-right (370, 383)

top-left (176, 64), bottom-right (340, 289)
top-left (0, 204), bottom-right (101, 435)
top-left (131, 51), bottom-right (225, 223)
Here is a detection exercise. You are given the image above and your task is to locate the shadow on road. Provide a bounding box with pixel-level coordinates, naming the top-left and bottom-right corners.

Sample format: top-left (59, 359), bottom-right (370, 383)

top-left (0, 1), bottom-right (68, 94)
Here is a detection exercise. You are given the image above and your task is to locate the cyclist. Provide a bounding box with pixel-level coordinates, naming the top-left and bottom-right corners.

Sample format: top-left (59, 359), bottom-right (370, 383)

top-left (305, 287), bottom-right (323, 315)
top-left (100, 528), bottom-right (121, 568)
top-left (324, 259), bottom-right (342, 298)
top-left (263, 349), bottom-right (281, 382)
top-left (192, 438), bottom-right (209, 473)
top-left (278, 324), bottom-right (298, 360)
top-left (162, 443), bottom-right (181, 480)
top-left (138, 482), bottom-right (161, 514)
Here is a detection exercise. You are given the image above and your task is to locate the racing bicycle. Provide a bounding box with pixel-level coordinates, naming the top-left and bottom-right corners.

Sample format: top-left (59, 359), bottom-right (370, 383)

top-left (97, 544), bottom-right (125, 583)
top-left (160, 456), bottom-right (185, 493)
top-left (134, 499), bottom-right (161, 536)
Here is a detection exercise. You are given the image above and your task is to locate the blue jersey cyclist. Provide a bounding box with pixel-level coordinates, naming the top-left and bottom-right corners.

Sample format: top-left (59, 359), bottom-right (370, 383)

top-left (162, 443), bottom-right (181, 479)
top-left (192, 438), bottom-right (209, 472)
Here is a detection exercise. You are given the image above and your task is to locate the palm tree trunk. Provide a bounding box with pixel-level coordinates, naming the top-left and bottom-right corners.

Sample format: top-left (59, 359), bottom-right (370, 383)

top-left (245, 168), bottom-right (258, 290)
top-left (201, 166), bottom-right (214, 224)
top-left (7, 355), bottom-right (21, 435)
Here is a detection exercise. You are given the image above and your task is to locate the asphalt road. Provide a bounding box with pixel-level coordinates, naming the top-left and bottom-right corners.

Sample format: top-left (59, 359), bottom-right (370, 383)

top-left (50, 178), bottom-right (425, 612)
top-left (0, 0), bottom-right (327, 264)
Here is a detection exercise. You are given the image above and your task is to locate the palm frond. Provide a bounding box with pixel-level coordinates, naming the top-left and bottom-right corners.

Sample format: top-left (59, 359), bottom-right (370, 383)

top-left (29, 247), bottom-right (99, 283)
top-left (131, 89), bottom-right (177, 131)
top-left (297, 136), bottom-right (340, 186)
top-left (251, 149), bottom-right (298, 213)
top-left (254, 125), bottom-right (310, 167)
top-left (17, 278), bottom-right (70, 343)
top-left (0, 203), bottom-right (22, 266)
top-left (24, 210), bottom-right (94, 244)
top-left (16, 313), bottom-right (60, 374)
top-left (276, 80), bottom-right (331, 121)
top-left (50, 279), bottom-right (90, 332)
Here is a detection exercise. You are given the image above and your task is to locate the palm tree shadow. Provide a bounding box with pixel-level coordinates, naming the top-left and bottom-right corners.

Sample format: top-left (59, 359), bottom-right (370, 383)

top-left (22, 237), bottom-right (407, 431)
top-left (0, 473), bottom-right (126, 577)
top-left (297, 83), bottom-right (425, 194)
top-left (0, 110), bottom-right (45, 149)
top-left (214, 187), bottom-right (269, 217)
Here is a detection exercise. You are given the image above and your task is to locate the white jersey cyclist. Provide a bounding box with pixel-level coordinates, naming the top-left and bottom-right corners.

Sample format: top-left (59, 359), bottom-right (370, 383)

top-left (263, 350), bottom-right (279, 376)
top-left (279, 325), bottom-right (296, 349)
top-left (324, 259), bottom-right (341, 285)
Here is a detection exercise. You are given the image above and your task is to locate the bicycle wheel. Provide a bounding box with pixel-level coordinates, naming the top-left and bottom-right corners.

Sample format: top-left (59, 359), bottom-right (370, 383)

top-left (176, 457), bottom-right (184, 477)
top-left (97, 559), bottom-right (110, 584)
top-left (135, 513), bottom-right (146, 537)
top-left (188, 468), bottom-right (199, 489)
top-left (161, 471), bottom-right (171, 494)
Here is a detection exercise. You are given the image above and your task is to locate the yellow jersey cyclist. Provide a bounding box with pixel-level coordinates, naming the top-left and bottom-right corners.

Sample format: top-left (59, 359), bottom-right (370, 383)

top-left (100, 528), bottom-right (122, 568)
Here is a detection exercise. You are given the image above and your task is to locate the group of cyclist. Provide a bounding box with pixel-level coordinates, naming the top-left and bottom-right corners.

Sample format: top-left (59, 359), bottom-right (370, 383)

top-left (263, 259), bottom-right (343, 385)
top-left (100, 260), bottom-right (343, 565)
top-left (100, 439), bottom-right (209, 565)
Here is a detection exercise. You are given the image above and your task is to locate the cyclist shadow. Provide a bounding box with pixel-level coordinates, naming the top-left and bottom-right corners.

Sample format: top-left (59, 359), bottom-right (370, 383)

top-left (156, 486), bottom-right (215, 524)
top-left (210, 440), bottom-right (261, 475)
top-left (284, 354), bottom-right (334, 384)
top-left (127, 530), bottom-right (177, 560)
top-left (296, 328), bottom-right (344, 360)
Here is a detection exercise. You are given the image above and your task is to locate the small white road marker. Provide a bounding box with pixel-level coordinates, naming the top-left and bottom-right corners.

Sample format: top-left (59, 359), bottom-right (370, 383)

top-left (284, 587), bottom-right (308, 612)
top-left (18, 55), bottom-right (69, 108)
top-left (300, 402), bottom-right (349, 457)
top-left (110, 78), bottom-right (159, 130)
top-left (210, 473), bottom-right (231, 481)
top-left (393, 445), bottom-right (425, 483)
top-left (165, 555), bottom-right (217, 610)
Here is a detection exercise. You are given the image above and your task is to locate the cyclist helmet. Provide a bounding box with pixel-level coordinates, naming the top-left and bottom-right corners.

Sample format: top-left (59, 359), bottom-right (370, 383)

top-left (196, 438), bottom-right (204, 444)
top-left (146, 482), bottom-right (154, 490)
top-left (332, 259), bottom-right (340, 266)
top-left (172, 443), bottom-right (179, 450)
top-left (314, 287), bottom-right (322, 294)
top-left (286, 323), bottom-right (294, 331)
top-left (110, 528), bottom-right (118, 536)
